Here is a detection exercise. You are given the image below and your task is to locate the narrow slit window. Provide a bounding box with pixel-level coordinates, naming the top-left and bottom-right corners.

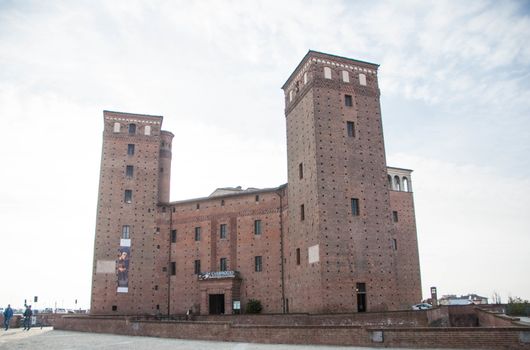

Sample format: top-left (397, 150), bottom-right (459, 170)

top-left (255, 256), bottom-right (262, 272)
top-left (347, 121), bottom-right (355, 137)
top-left (220, 258), bottom-right (227, 271)
top-left (254, 220), bottom-right (262, 235)
top-left (296, 248), bottom-right (301, 265)
top-left (194, 260), bottom-right (201, 274)
top-left (299, 163), bottom-right (304, 179)
top-left (351, 198), bottom-right (359, 216)
top-left (220, 224), bottom-right (227, 239)
top-left (345, 94), bottom-right (353, 106)
top-left (300, 204), bottom-right (305, 221)
top-left (171, 229), bottom-right (177, 243)
top-left (170, 262), bottom-right (176, 276)
top-left (194, 227), bottom-right (201, 241)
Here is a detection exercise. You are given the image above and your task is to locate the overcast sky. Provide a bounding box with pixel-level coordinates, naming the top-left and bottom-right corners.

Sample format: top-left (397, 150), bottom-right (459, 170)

top-left (1, 0), bottom-right (529, 310)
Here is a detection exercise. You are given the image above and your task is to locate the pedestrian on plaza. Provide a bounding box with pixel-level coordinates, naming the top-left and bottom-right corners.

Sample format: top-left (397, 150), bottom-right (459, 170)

top-left (23, 305), bottom-right (32, 330)
top-left (3, 304), bottom-right (13, 330)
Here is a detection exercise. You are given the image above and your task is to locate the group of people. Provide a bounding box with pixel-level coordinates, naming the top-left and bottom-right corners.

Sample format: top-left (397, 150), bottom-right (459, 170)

top-left (3, 304), bottom-right (33, 331)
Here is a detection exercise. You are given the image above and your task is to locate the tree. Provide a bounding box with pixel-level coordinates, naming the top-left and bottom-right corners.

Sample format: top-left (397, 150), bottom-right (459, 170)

top-left (506, 296), bottom-right (529, 317)
top-left (245, 299), bottom-right (263, 314)
top-left (491, 291), bottom-right (502, 304)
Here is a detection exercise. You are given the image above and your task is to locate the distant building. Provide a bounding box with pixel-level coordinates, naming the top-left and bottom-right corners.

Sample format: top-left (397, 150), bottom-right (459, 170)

top-left (439, 294), bottom-right (489, 305)
top-left (91, 51), bottom-right (422, 315)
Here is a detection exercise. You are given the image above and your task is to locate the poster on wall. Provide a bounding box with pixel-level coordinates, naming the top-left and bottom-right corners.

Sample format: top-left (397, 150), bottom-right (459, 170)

top-left (117, 239), bottom-right (130, 293)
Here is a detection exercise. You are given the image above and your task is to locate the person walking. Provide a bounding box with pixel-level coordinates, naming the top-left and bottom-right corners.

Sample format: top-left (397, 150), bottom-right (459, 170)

top-left (3, 304), bottom-right (13, 330)
top-left (23, 305), bottom-right (32, 330)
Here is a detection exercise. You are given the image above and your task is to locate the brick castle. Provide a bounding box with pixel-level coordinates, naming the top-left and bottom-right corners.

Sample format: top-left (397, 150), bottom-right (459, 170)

top-left (91, 51), bottom-right (422, 315)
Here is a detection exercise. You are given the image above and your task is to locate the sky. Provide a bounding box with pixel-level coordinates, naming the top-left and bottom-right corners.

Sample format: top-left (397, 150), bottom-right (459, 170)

top-left (0, 0), bottom-right (529, 310)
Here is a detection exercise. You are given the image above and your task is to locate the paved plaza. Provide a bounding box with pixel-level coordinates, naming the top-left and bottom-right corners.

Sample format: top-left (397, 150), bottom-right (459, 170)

top-left (0, 328), bottom-right (466, 350)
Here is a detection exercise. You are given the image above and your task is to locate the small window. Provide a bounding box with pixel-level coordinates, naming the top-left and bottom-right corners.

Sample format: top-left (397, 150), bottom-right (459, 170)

top-left (347, 121), bottom-right (355, 137)
top-left (220, 258), bottom-right (227, 271)
top-left (124, 190), bottom-right (132, 203)
top-left (303, 72), bottom-right (308, 84)
top-left (126, 165), bottom-right (134, 178)
top-left (144, 125), bottom-right (151, 136)
top-left (112, 305), bottom-right (117, 311)
top-left (254, 220), bottom-right (262, 235)
top-left (351, 198), bottom-right (359, 216)
top-left (121, 225), bottom-right (130, 239)
top-left (392, 211), bottom-right (398, 222)
top-left (345, 94), bottom-right (353, 106)
top-left (392, 239), bottom-right (398, 250)
top-left (127, 144), bottom-right (135, 156)
top-left (255, 256), bottom-right (262, 272)
top-left (171, 229), bottom-right (177, 243)
top-left (296, 248), bottom-right (301, 265)
top-left (220, 224), bottom-right (227, 239)
top-left (194, 227), bottom-right (201, 241)
top-left (194, 260), bottom-right (201, 274)
top-left (299, 163), bottom-right (303, 179)
top-left (128, 124), bottom-right (136, 134)
top-left (154, 285), bottom-right (158, 291)
top-left (221, 199), bottom-right (225, 206)
top-left (324, 66), bottom-right (332, 79)
top-left (289, 90), bottom-right (293, 102)
top-left (300, 204), bottom-right (305, 221)
top-left (255, 195), bottom-right (259, 202)
top-left (359, 73), bottom-right (367, 86)
top-left (113, 122), bottom-right (121, 133)
top-left (170, 262), bottom-right (176, 276)
top-left (196, 203), bottom-right (200, 209)
top-left (342, 70), bottom-right (350, 82)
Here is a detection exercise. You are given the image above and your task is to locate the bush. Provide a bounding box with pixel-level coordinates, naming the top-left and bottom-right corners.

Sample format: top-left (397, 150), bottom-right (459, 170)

top-left (506, 296), bottom-right (530, 317)
top-left (245, 299), bottom-right (263, 314)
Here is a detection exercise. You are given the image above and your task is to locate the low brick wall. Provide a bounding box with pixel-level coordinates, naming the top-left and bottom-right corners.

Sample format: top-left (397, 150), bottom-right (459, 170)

top-left (53, 315), bottom-right (530, 349)
top-left (477, 308), bottom-right (522, 327)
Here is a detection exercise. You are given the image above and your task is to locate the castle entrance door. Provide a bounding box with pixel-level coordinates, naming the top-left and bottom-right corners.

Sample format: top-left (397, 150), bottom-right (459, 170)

top-left (209, 294), bottom-right (225, 314)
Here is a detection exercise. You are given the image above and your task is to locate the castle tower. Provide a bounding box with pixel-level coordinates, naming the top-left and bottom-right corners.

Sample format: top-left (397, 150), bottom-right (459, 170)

top-left (282, 51), bottom-right (415, 313)
top-left (91, 111), bottom-right (173, 314)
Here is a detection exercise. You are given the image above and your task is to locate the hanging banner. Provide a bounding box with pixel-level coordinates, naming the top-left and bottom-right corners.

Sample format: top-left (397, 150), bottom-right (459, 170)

top-left (117, 239), bottom-right (131, 293)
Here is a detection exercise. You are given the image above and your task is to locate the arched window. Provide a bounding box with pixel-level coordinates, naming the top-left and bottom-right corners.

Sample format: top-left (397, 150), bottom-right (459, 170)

top-left (113, 122), bottom-right (121, 133)
top-left (303, 72), bottom-right (308, 84)
top-left (128, 124), bottom-right (136, 134)
top-left (289, 90), bottom-right (293, 102)
top-left (394, 175), bottom-right (401, 191)
top-left (324, 67), bottom-right (332, 79)
top-left (144, 125), bottom-right (151, 136)
top-left (403, 177), bottom-right (410, 192)
top-left (359, 73), bottom-right (367, 86)
top-left (342, 70), bottom-right (350, 82)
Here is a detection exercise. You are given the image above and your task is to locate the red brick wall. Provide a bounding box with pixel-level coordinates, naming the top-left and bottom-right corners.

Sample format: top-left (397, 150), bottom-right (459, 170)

top-left (54, 315), bottom-right (530, 349)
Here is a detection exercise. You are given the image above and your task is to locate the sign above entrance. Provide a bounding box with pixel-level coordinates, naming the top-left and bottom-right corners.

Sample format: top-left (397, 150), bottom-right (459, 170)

top-left (198, 271), bottom-right (239, 280)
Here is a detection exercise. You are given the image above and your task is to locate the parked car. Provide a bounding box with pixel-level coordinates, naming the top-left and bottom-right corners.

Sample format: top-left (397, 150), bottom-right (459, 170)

top-left (55, 308), bottom-right (68, 314)
top-left (412, 303), bottom-right (433, 310)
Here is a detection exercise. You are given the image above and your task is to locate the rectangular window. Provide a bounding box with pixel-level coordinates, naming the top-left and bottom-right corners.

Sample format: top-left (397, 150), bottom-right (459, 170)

top-left (296, 248), bottom-right (301, 265)
top-left (255, 195), bottom-right (259, 202)
top-left (171, 229), bottom-right (177, 243)
top-left (220, 258), bottom-right (227, 271)
top-left (220, 224), bottom-right (227, 239)
top-left (126, 165), bottom-right (134, 178)
top-left (351, 198), bottom-right (359, 216)
top-left (300, 204), bottom-right (305, 221)
top-left (194, 260), bottom-right (201, 274)
top-left (144, 125), bottom-right (151, 136)
top-left (127, 144), bottom-right (135, 156)
top-left (113, 122), bottom-right (121, 133)
top-left (170, 262), bottom-right (176, 276)
top-left (254, 220), bottom-right (262, 235)
top-left (121, 225), bottom-right (130, 239)
top-left (128, 123), bottom-right (136, 134)
top-left (255, 256), bottom-right (262, 272)
top-left (392, 211), bottom-right (398, 222)
top-left (194, 227), bottom-right (201, 241)
top-left (124, 190), bottom-right (132, 203)
top-left (345, 94), bottom-right (353, 106)
top-left (299, 162), bottom-right (303, 179)
top-left (392, 239), bottom-right (398, 250)
top-left (347, 121), bottom-right (355, 137)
